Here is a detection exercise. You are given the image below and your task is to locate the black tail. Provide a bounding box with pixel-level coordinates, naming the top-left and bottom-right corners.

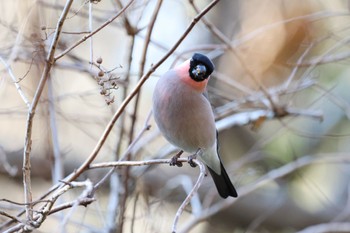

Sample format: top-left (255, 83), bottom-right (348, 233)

top-left (207, 162), bottom-right (238, 198)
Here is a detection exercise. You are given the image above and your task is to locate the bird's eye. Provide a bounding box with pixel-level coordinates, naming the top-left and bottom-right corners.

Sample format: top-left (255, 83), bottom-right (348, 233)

top-left (191, 64), bottom-right (207, 81)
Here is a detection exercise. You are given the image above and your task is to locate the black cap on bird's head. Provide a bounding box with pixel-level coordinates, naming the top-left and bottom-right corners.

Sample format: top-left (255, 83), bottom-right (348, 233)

top-left (189, 53), bottom-right (215, 82)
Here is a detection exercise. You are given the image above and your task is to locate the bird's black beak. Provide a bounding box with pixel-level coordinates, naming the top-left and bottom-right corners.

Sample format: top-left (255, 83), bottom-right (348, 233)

top-left (191, 64), bottom-right (207, 81)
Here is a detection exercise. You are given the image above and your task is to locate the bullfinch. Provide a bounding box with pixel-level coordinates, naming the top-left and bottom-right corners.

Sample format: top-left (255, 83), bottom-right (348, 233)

top-left (152, 53), bottom-right (238, 198)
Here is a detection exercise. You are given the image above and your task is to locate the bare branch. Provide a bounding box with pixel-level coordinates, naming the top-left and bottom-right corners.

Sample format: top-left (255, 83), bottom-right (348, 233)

top-left (88, 0), bottom-right (94, 69)
top-left (172, 159), bottom-right (206, 233)
top-left (54, 0), bottom-right (135, 61)
top-left (89, 158), bottom-right (188, 169)
top-left (48, 197), bottom-right (95, 215)
top-left (0, 56), bottom-right (30, 108)
top-left (48, 76), bottom-right (63, 184)
top-left (0, 211), bottom-right (22, 224)
top-left (22, 0), bottom-right (74, 222)
top-left (58, 179), bottom-right (94, 231)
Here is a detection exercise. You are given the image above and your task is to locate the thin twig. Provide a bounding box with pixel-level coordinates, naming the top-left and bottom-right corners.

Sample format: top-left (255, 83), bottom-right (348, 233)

top-left (0, 211), bottom-right (22, 224)
top-left (48, 77), bottom-right (63, 184)
top-left (189, 0), bottom-right (234, 51)
top-left (0, 56), bottom-right (30, 108)
top-left (22, 0), bottom-right (74, 221)
top-left (89, 0), bottom-right (94, 69)
top-left (139, 0), bottom-right (163, 78)
top-left (47, 73), bottom-right (65, 230)
top-left (54, 0), bottom-right (135, 61)
top-left (283, 42), bottom-right (315, 89)
top-left (48, 197), bottom-right (95, 215)
top-left (171, 159), bottom-right (206, 233)
top-left (313, 84), bottom-right (350, 119)
top-left (105, 172), bottom-right (120, 232)
top-left (120, 110), bottom-right (153, 161)
top-left (59, 179), bottom-right (94, 232)
top-left (302, 36), bottom-right (350, 76)
top-left (89, 158), bottom-right (188, 169)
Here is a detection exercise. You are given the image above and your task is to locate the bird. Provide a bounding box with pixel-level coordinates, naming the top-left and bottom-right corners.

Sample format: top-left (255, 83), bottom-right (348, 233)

top-left (152, 53), bottom-right (238, 198)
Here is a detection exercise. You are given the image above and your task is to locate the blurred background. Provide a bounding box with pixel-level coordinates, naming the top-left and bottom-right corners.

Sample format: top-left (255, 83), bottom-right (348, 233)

top-left (1, 0), bottom-right (350, 232)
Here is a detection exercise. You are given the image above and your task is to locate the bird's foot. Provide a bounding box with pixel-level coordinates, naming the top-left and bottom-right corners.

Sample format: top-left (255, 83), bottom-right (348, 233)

top-left (187, 153), bottom-right (197, 168)
top-left (170, 150), bottom-right (184, 167)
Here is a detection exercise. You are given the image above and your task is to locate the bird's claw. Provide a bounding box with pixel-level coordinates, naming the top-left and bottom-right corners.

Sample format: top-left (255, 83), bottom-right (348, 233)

top-left (188, 154), bottom-right (197, 168)
top-left (170, 156), bottom-right (183, 167)
top-left (170, 150), bottom-right (184, 167)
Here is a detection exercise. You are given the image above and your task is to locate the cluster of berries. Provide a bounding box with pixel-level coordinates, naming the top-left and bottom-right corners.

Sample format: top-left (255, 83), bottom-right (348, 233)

top-left (94, 57), bottom-right (119, 105)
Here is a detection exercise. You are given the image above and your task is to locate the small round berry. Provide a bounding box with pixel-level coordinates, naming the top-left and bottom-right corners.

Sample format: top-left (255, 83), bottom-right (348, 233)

top-left (96, 57), bottom-right (103, 64)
